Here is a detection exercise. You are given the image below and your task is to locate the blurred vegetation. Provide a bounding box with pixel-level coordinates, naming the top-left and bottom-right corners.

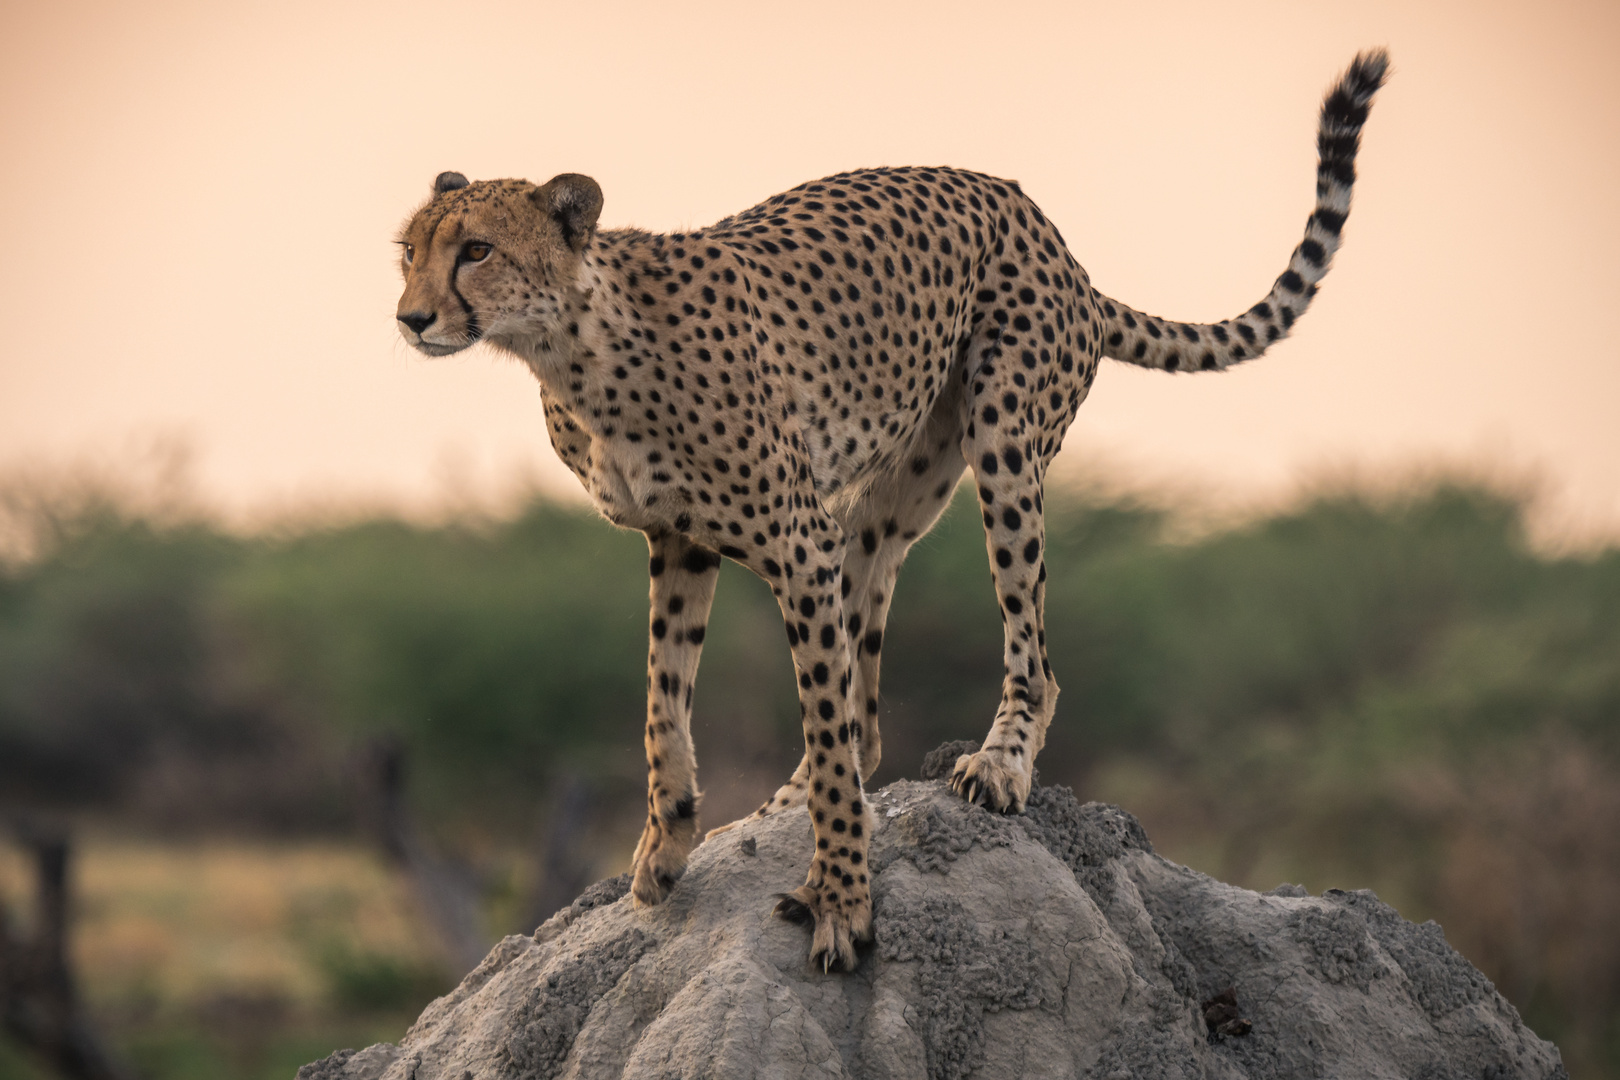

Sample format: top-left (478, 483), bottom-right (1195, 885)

top-left (0, 476), bottom-right (1616, 1077)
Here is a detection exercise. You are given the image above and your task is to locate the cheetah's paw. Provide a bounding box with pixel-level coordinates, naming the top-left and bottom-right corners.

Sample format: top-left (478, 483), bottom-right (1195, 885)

top-left (773, 883), bottom-right (873, 973)
top-left (702, 818), bottom-right (744, 841)
top-left (948, 746), bottom-right (1031, 813)
top-left (629, 816), bottom-right (699, 907)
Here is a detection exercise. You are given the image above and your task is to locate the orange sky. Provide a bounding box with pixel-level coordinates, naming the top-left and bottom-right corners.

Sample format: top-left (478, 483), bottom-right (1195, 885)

top-left (2, 0), bottom-right (1617, 538)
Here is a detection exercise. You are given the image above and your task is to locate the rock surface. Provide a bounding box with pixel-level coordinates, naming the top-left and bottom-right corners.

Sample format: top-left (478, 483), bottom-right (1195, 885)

top-left (300, 770), bottom-right (1565, 1080)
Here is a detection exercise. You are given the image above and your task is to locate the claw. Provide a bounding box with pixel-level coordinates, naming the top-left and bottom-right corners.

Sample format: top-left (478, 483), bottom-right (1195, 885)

top-left (809, 937), bottom-right (857, 974)
top-left (775, 885), bottom-right (870, 973)
top-left (948, 747), bottom-right (1032, 814)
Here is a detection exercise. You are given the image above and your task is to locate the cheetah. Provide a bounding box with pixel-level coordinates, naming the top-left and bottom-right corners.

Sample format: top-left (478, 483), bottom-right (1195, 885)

top-left (394, 51), bottom-right (1388, 972)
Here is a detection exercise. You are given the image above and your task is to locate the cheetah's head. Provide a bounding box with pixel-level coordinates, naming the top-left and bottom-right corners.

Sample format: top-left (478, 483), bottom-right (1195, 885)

top-left (395, 171), bottom-right (603, 356)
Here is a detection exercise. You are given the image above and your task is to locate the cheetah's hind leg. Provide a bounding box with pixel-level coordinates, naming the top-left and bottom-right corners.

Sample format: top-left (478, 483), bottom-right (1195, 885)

top-left (947, 326), bottom-right (1065, 816)
top-left (704, 755), bottom-right (810, 840)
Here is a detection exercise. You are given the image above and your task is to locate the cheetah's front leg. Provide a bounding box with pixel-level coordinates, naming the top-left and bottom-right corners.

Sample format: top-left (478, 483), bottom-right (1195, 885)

top-left (724, 517), bottom-right (914, 836)
top-left (629, 532), bottom-right (721, 907)
top-left (710, 451), bottom-right (966, 842)
top-left (705, 516), bottom-right (916, 843)
top-left (761, 532), bottom-right (872, 971)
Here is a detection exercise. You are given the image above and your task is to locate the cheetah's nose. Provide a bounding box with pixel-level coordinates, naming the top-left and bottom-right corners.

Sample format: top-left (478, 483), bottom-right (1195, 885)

top-left (398, 311), bottom-right (437, 335)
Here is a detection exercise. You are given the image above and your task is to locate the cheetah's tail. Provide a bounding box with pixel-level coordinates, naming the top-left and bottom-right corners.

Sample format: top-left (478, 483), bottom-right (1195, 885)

top-left (1098, 49), bottom-right (1389, 373)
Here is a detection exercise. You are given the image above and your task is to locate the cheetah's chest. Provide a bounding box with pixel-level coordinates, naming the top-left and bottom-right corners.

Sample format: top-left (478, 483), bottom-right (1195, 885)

top-left (540, 388), bottom-right (677, 531)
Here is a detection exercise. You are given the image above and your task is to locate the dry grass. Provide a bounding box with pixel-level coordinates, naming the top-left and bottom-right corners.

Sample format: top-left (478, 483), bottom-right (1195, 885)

top-left (0, 836), bottom-right (450, 1039)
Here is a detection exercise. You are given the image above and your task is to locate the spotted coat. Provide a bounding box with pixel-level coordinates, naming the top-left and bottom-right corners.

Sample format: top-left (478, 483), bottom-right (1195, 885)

top-left (393, 51), bottom-right (1388, 971)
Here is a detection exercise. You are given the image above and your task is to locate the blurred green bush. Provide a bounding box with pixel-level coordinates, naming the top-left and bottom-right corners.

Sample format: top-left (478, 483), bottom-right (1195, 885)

top-left (312, 941), bottom-right (450, 1015)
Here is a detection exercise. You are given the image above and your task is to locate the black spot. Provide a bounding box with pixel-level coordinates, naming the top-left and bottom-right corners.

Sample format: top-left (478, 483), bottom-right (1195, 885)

top-left (682, 547), bottom-right (721, 574)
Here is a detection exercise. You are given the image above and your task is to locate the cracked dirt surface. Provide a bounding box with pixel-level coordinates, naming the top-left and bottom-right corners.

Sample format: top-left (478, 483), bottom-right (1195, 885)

top-left (299, 771), bottom-right (1565, 1080)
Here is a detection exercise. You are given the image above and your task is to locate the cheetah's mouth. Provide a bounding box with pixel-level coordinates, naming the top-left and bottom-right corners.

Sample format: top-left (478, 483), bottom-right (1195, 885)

top-left (411, 340), bottom-right (472, 357)
top-left (401, 327), bottom-right (481, 357)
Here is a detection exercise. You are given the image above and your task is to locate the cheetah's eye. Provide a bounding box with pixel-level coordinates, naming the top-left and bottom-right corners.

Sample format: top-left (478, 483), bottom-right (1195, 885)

top-left (401, 243), bottom-right (415, 265)
top-left (461, 241), bottom-right (493, 263)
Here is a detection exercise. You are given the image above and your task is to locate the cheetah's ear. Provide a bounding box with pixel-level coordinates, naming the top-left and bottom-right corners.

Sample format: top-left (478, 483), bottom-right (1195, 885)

top-left (434, 171), bottom-right (469, 193)
top-left (533, 173), bottom-right (604, 253)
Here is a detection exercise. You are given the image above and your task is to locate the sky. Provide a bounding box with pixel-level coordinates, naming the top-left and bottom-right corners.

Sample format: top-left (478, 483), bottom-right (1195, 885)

top-left (2, 0), bottom-right (1617, 539)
